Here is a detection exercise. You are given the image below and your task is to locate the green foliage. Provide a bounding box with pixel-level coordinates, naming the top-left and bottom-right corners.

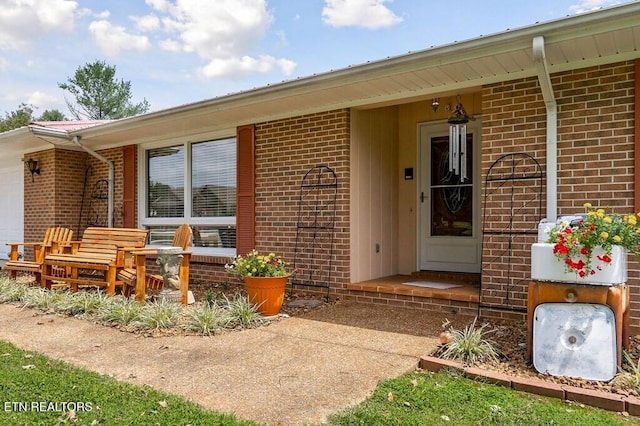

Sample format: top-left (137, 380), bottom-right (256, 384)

top-left (58, 60), bottom-right (150, 120)
top-left (19, 287), bottom-right (68, 310)
top-left (134, 298), bottom-right (182, 329)
top-left (328, 370), bottom-right (634, 425)
top-left (439, 317), bottom-right (499, 365)
top-left (0, 276), bottom-right (30, 302)
top-left (222, 294), bottom-right (263, 328)
top-left (225, 249), bottom-right (291, 277)
top-left (38, 109), bottom-right (67, 121)
top-left (612, 351), bottom-right (640, 394)
top-left (54, 290), bottom-right (111, 316)
top-left (182, 301), bottom-right (230, 335)
top-left (0, 104), bottom-right (68, 133)
top-left (0, 103), bottom-right (34, 132)
top-left (97, 297), bottom-right (144, 325)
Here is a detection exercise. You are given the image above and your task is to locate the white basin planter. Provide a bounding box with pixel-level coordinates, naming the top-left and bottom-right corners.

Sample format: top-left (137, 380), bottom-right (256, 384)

top-left (531, 243), bottom-right (627, 285)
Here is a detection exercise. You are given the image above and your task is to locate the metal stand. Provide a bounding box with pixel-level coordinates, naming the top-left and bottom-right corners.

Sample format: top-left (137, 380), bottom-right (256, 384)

top-left (290, 165), bottom-right (337, 298)
top-left (480, 153), bottom-right (543, 313)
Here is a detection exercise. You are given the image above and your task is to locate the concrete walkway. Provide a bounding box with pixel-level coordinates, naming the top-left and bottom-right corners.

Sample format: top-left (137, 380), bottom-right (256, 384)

top-left (0, 302), bottom-right (445, 425)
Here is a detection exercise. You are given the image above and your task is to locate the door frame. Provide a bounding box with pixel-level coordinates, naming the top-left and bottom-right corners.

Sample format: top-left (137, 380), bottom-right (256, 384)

top-left (416, 119), bottom-right (482, 273)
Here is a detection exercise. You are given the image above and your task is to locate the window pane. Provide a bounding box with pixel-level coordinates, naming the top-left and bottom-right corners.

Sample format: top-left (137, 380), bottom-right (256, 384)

top-left (148, 146), bottom-right (184, 217)
top-left (192, 138), bottom-right (236, 217)
top-left (192, 225), bottom-right (236, 248)
top-left (147, 225), bottom-right (179, 246)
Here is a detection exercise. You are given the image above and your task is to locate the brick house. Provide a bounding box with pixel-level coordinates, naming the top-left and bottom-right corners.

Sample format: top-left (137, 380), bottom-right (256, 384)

top-left (2, 4), bottom-right (640, 331)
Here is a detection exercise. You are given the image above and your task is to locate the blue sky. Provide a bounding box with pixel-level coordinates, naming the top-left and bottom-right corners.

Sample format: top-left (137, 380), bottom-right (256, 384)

top-left (0, 0), bottom-right (635, 117)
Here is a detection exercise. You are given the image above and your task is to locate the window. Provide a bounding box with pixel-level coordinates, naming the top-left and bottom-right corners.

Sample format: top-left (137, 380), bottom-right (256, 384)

top-left (141, 137), bottom-right (237, 255)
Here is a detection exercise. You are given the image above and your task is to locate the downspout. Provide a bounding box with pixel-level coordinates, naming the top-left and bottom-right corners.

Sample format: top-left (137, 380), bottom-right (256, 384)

top-left (72, 136), bottom-right (114, 227)
top-left (532, 36), bottom-right (557, 222)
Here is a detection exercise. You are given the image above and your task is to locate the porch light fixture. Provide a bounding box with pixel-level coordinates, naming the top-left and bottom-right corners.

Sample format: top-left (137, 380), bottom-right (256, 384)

top-left (431, 98), bottom-right (440, 112)
top-left (448, 96), bottom-right (470, 182)
top-left (25, 158), bottom-right (40, 182)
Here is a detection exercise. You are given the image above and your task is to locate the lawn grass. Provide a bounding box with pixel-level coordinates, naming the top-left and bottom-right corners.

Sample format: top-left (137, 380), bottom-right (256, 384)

top-left (327, 369), bottom-right (640, 426)
top-left (1, 340), bottom-right (639, 426)
top-left (0, 340), bottom-right (257, 426)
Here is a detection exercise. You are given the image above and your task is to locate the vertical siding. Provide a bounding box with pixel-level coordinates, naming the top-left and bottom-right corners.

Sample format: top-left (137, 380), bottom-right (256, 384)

top-left (350, 107), bottom-right (399, 282)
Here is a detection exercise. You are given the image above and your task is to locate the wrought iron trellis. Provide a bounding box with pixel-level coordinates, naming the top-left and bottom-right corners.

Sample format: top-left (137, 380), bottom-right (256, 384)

top-left (480, 153), bottom-right (544, 313)
top-left (290, 165), bottom-right (338, 298)
top-left (86, 179), bottom-right (109, 228)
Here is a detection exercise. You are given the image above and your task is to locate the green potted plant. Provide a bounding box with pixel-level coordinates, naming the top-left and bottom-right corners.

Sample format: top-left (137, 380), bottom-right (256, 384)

top-left (225, 250), bottom-right (292, 316)
top-left (532, 203), bottom-right (640, 284)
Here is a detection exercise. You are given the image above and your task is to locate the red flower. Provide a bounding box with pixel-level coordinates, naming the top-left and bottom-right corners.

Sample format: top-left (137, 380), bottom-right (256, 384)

top-left (580, 247), bottom-right (589, 255)
top-left (597, 254), bottom-right (612, 263)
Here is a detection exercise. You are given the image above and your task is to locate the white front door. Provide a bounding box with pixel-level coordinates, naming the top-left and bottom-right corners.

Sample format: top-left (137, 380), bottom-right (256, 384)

top-left (418, 121), bottom-right (481, 273)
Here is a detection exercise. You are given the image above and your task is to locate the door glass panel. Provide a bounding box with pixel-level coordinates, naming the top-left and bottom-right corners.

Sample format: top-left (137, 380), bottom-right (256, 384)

top-left (430, 134), bottom-right (473, 237)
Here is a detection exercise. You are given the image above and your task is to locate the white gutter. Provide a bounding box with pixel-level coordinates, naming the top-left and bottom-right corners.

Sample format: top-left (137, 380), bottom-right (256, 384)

top-left (532, 36), bottom-right (557, 222)
top-left (72, 136), bottom-right (114, 227)
top-left (29, 126), bottom-right (114, 227)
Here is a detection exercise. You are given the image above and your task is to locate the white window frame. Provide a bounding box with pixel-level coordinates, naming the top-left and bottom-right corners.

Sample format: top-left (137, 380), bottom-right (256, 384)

top-left (138, 135), bottom-right (237, 257)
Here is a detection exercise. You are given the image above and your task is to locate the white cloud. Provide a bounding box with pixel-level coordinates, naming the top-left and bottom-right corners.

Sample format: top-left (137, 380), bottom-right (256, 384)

top-left (322, 0), bottom-right (402, 29)
top-left (199, 55), bottom-right (296, 78)
top-left (149, 0), bottom-right (296, 79)
top-left (569, 0), bottom-right (622, 13)
top-left (132, 14), bottom-right (160, 32)
top-left (88, 20), bottom-right (151, 57)
top-left (0, 0), bottom-right (78, 50)
top-left (0, 57), bottom-right (8, 71)
top-left (27, 91), bottom-right (59, 110)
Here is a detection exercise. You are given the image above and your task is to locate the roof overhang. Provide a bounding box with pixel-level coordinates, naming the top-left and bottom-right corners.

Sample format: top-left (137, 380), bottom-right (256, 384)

top-left (2, 2), bottom-right (640, 155)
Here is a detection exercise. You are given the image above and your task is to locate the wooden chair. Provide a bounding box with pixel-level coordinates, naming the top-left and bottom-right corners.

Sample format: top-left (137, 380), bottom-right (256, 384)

top-left (42, 227), bottom-right (149, 294)
top-left (3, 227), bottom-right (74, 282)
top-left (118, 224), bottom-right (192, 304)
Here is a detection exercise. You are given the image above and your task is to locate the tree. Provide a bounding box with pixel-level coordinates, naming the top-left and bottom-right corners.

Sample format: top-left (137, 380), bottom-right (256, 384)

top-left (58, 60), bottom-right (150, 120)
top-left (0, 103), bottom-right (34, 132)
top-left (38, 109), bottom-right (66, 121)
top-left (0, 104), bottom-right (69, 133)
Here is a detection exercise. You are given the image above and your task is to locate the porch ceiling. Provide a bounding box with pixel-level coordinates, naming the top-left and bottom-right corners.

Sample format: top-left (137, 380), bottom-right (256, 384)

top-left (3, 2), bottom-right (640, 154)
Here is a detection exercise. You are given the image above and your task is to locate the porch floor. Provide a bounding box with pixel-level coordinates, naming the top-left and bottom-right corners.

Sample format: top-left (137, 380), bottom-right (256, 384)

top-left (347, 274), bottom-right (479, 303)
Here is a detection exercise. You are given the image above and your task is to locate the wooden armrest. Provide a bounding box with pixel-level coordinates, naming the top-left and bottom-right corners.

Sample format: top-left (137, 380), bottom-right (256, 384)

top-left (5, 242), bottom-right (39, 247)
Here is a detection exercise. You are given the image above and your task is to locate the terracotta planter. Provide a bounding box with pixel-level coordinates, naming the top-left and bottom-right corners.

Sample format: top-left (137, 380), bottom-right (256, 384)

top-left (243, 276), bottom-right (288, 316)
top-left (531, 243), bottom-right (627, 285)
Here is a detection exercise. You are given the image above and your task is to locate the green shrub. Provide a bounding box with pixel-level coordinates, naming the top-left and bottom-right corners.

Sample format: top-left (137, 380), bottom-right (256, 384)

top-left (134, 298), bottom-right (182, 329)
top-left (439, 317), bottom-right (499, 365)
top-left (223, 294), bottom-right (263, 328)
top-left (54, 290), bottom-right (111, 316)
top-left (97, 297), bottom-right (144, 326)
top-left (182, 301), bottom-right (230, 335)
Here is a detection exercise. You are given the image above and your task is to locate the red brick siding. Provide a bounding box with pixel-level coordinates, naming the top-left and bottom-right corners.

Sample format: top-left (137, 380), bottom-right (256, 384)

top-left (254, 110), bottom-right (351, 295)
top-left (481, 61), bottom-right (638, 329)
top-left (23, 149), bottom-right (89, 259)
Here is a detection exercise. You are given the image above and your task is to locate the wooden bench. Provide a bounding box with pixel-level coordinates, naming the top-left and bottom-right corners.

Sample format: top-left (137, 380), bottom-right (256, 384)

top-left (42, 227), bottom-right (149, 294)
top-left (3, 227), bottom-right (74, 282)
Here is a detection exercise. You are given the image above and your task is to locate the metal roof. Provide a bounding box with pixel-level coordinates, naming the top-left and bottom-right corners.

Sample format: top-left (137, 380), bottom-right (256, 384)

top-left (2, 2), bottom-right (640, 155)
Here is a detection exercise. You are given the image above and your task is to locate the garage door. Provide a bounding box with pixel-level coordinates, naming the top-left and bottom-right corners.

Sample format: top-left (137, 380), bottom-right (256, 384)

top-left (0, 160), bottom-right (24, 260)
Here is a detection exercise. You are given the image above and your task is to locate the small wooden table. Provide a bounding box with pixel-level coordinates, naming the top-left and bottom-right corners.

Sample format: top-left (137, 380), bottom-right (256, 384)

top-left (130, 248), bottom-right (191, 305)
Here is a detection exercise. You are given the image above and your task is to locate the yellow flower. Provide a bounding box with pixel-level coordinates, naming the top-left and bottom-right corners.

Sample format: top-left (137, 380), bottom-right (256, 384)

top-left (603, 216), bottom-right (613, 224)
top-left (630, 217), bottom-right (637, 226)
top-left (583, 202), bottom-right (592, 208)
top-left (596, 209), bottom-right (605, 217)
top-left (600, 231), bottom-right (609, 240)
top-left (613, 235), bottom-right (622, 243)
